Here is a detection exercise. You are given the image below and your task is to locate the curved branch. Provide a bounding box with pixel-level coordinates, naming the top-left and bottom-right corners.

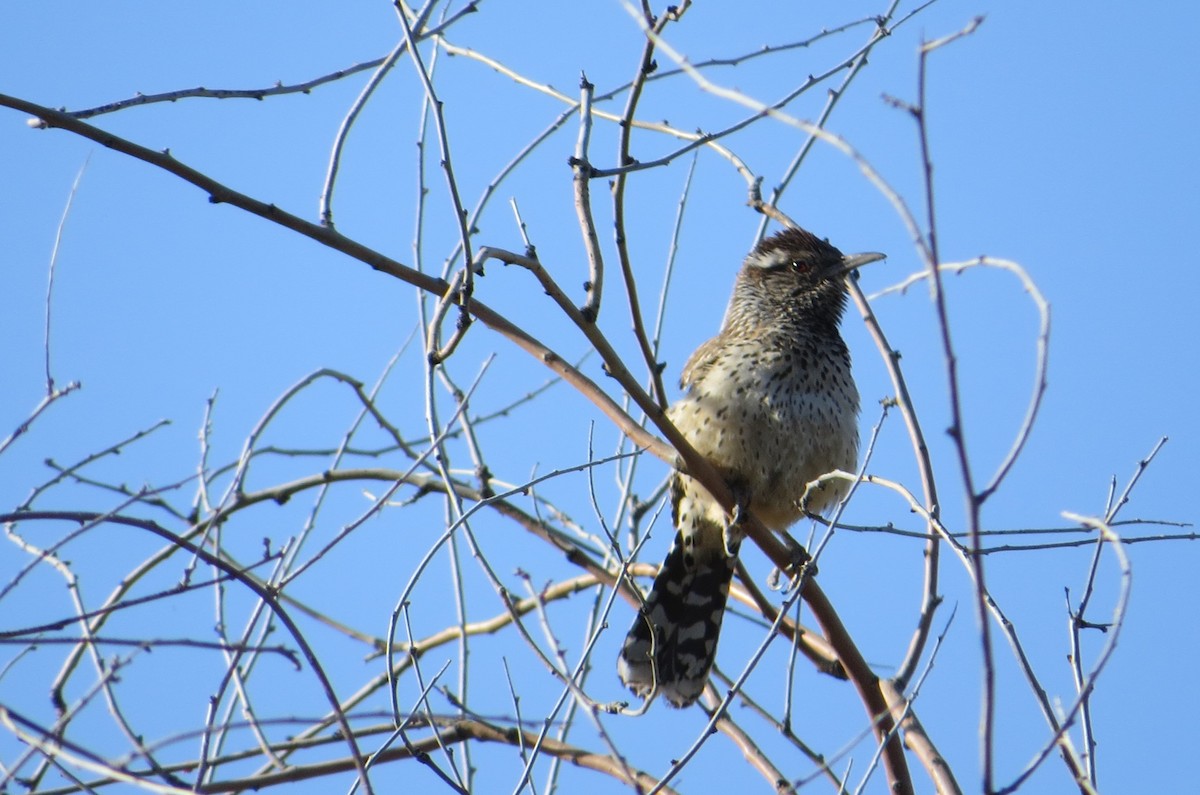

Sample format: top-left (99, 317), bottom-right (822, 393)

top-left (1, 94), bottom-right (673, 467)
top-left (0, 511), bottom-right (373, 794)
top-left (6, 89), bottom-right (910, 794)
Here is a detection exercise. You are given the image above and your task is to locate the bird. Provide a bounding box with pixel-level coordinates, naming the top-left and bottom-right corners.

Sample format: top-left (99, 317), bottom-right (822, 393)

top-left (617, 225), bottom-right (883, 707)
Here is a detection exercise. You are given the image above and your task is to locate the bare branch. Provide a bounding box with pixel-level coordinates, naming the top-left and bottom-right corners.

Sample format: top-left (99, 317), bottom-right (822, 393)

top-left (572, 74), bottom-right (605, 323)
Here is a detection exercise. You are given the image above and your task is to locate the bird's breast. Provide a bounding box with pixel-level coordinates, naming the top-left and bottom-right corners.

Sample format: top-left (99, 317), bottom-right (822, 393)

top-left (669, 341), bottom-right (859, 529)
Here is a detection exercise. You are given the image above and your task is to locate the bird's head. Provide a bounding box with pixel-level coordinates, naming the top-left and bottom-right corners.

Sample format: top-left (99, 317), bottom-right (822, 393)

top-left (726, 227), bottom-right (884, 332)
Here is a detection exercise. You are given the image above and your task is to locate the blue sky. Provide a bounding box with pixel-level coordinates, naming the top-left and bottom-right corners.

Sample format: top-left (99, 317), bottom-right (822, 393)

top-left (2, 2), bottom-right (1197, 793)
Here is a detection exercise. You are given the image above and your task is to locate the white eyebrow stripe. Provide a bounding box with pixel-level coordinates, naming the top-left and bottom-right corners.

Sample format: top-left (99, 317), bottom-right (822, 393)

top-left (745, 249), bottom-right (793, 269)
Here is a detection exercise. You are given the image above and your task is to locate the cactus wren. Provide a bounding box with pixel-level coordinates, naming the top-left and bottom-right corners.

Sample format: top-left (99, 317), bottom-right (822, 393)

top-left (617, 226), bottom-right (883, 707)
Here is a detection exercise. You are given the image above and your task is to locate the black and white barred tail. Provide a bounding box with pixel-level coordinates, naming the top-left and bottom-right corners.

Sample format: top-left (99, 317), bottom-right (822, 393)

top-left (617, 515), bottom-right (738, 708)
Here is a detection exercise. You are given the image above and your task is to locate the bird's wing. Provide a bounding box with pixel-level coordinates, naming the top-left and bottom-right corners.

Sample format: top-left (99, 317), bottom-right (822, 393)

top-left (678, 336), bottom-right (724, 389)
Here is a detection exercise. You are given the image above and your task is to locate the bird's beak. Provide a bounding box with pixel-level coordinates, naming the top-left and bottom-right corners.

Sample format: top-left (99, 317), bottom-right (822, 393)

top-left (841, 252), bottom-right (886, 273)
top-left (831, 251), bottom-right (885, 281)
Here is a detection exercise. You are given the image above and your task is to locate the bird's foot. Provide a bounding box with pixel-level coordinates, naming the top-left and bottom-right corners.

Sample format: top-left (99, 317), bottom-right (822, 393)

top-left (723, 483), bottom-right (751, 557)
top-left (767, 535), bottom-right (816, 590)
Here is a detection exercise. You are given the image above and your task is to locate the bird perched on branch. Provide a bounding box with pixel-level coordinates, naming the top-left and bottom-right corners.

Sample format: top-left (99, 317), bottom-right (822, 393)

top-left (617, 226), bottom-right (883, 707)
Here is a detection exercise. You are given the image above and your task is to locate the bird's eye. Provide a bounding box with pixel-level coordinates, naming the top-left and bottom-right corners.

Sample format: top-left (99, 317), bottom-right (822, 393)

top-left (790, 260), bottom-right (810, 273)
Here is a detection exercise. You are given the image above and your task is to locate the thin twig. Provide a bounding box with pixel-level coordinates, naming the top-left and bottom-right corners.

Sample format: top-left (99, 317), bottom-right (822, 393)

top-left (572, 74), bottom-right (605, 322)
top-left (608, 2), bottom-right (689, 407)
top-left (44, 5), bottom-right (480, 123)
top-left (997, 514), bottom-right (1132, 795)
top-left (5, 511), bottom-right (375, 793)
top-left (845, 275), bottom-right (942, 688)
top-left (319, 10), bottom-right (422, 227)
top-left (753, 3), bottom-right (902, 242)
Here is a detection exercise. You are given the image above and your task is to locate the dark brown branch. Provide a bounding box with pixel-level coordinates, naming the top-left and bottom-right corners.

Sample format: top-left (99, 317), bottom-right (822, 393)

top-left (1, 94), bottom-right (673, 467)
top-left (53, 4), bottom-right (480, 122)
top-left (203, 716), bottom-right (678, 794)
top-left (6, 90), bottom-right (912, 795)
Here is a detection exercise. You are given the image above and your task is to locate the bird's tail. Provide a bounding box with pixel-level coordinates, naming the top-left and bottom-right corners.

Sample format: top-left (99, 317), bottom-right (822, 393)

top-left (617, 520), bottom-right (738, 708)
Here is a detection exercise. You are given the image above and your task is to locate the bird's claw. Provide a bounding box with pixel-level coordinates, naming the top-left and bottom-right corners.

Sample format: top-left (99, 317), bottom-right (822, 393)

top-left (723, 485), bottom-right (751, 557)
